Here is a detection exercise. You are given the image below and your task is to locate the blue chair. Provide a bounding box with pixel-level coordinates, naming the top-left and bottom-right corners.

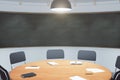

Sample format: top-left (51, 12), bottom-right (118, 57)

top-left (10, 51), bottom-right (26, 69)
top-left (47, 49), bottom-right (64, 59)
top-left (78, 50), bottom-right (96, 62)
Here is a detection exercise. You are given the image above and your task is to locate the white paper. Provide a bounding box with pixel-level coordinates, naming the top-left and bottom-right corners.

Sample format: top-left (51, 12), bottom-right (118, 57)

top-left (70, 76), bottom-right (86, 80)
top-left (47, 62), bottom-right (58, 65)
top-left (76, 61), bottom-right (82, 64)
top-left (70, 61), bottom-right (82, 65)
top-left (70, 61), bottom-right (76, 64)
top-left (25, 66), bottom-right (40, 69)
top-left (86, 68), bottom-right (104, 73)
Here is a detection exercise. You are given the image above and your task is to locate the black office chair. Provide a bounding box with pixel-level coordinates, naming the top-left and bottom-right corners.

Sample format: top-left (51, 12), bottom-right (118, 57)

top-left (0, 65), bottom-right (10, 80)
top-left (115, 56), bottom-right (120, 72)
top-left (110, 56), bottom-right (120, 80)
top-left (112, 70), bottom-right (120, 80)
top-left (10, 51), bottom-right (26, 69)
top-left (78, 50), bottom-right (96, 62)
top-left (47, 49), bottom-right (64, 59)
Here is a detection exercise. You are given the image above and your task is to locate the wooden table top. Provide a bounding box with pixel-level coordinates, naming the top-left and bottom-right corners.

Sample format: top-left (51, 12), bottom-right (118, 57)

top-left (10, 60), bottom-right (112, 80)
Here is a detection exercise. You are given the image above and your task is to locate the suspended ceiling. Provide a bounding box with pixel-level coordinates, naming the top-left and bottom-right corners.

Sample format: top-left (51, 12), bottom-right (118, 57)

top-left (0, 0), bottom-right (120, 13)
top-left (0, 0), bottom-right (119, 3)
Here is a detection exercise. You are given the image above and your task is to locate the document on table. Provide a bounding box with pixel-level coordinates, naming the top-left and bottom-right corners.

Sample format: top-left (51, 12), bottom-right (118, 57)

top-left (25, 66), bottom-right (40, 69)
top-left (86, 68), bottom-right (105, 73)
top-left (47, 62), bottom-right (58, 65)
top-left (70, 61), bottom-right (82, 65)
top-left (70, 76), bottom-right (86, 80)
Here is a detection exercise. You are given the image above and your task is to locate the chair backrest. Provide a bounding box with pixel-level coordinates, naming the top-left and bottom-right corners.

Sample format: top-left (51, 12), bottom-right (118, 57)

top-left (0, 65), bottom-right (10, 80)
top-left (115, 56), bottom-right (120, 73)
top-left (47, 49), bottom-right (64, 59)
top-left (10, 51), bottom-right (26, 69)
top-left (78, 50), bottom-right (96, 61)
top-left (115, 56), bottom-right (120, 69)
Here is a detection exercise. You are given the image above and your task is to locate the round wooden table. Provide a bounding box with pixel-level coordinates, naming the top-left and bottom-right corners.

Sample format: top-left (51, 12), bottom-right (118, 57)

top-left (10, 60), bottom-right (112, 80)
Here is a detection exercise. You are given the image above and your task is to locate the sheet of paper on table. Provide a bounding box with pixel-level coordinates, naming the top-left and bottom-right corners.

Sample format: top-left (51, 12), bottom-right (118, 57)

top-left (86, 68), bottom-right (105, 73)
top-left (47, 62), bottom-right (58, 65)
top-left (70, 76), bottom-right (86, 80)
top-left (25, 66), bottom-right (40, 69)
top-left (70, 61), bottom-right (82, 65)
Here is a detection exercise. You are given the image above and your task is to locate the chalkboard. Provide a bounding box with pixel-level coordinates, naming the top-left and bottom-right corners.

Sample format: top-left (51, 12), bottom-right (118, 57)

top-left (0, 12), bottom-right (120, 48)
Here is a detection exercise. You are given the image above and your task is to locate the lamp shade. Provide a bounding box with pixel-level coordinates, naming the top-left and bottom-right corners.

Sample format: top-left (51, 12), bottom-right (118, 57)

top-left (51, 0), bottom-right (72, 12)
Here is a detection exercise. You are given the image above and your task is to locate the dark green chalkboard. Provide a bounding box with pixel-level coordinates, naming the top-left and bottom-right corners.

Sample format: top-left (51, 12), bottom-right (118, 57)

top-left (0, 12), bottom-right (120, 48)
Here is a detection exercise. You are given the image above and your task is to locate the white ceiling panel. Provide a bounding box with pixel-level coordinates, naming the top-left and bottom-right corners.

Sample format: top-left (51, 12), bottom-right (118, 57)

top-left (96, 0), bottom-right (117, 2)
top-left (0, 0), bottom-right (51, 3)
top-left (71, 0), bottom-right (93, 3)
top-left (0, 0), bottom-right (118, 3)
top-left (0, 0), bottom-right (119, 13)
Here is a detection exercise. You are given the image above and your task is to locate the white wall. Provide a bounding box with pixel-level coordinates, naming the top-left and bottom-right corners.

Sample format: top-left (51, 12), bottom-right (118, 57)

top-left (0, 46), bottom-right (120, 72)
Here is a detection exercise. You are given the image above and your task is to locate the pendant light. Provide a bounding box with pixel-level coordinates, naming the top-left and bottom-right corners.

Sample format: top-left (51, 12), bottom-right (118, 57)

top-left (50, 0), bottom-right (72, 12)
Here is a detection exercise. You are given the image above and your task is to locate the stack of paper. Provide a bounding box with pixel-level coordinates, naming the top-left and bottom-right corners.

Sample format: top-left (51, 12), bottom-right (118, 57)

top-left (47, 62), bottom-right (58, 65)
top-left (70, 76), bottom-right (86, 80)
top-left (70, 61), bottom-right (82, 65)
top-left (86, 68), bottom-right (104, 73)
top-left (25, 66), bottom-right (40, 69)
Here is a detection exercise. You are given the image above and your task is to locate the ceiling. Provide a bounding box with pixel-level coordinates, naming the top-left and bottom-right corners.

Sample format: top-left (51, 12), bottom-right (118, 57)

top-left (0, 0), bottom-right (118, 3)
top-left (0, 0), bottom-right (119, 13)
